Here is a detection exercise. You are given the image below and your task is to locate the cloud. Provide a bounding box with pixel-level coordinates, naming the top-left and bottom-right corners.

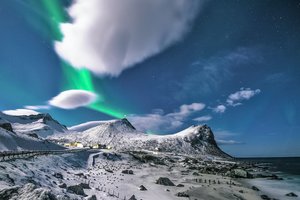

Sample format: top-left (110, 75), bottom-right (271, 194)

top-left (213, 105), bottom-right (226, 113)
top-left (3, 109), bottom-right (40, 116)
top-left (174, 48), bottom-right (261, 99)
top-left (24, 105), bottom-right (50, 110)
top-left (128, 103), bottom-right (205, 133)
top-left (214, 130), bottom-right (243, 145)
top-left (193, 115), bottom-right (212, 122)
top-left (216, 139), bottom-right (243, 145)
top-left (168, 103), bottom-right (205, 120)
top-left (265, 72), bottom-right (291, 83)
top-left (55, 0), bottom-right (202, 76)
top-left (227, 88), bottom-right (261, 106)
top-left (48, 90), bottom-right (98, 109)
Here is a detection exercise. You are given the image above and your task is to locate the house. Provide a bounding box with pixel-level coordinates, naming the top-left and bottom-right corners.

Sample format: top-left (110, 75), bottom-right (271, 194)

top-left (74, 142), bottom-right (84, 148)
top-left (91, 144), bottom-right (107, 149)
top-left (64, 143), bottom-right (71, 147)
top-left (64, 142), bottom-right (84, 148)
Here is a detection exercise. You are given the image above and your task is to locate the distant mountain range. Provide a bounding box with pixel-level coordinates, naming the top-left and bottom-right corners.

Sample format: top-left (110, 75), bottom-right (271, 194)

top-left (0, 111), bottom-right (230, 159)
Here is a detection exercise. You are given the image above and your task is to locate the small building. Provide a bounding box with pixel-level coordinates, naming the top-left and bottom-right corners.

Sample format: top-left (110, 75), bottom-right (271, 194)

top-left (64, 142), bottom-right (84, 148)
top-left (64, 143), bottom-right (71, 147)
top-left (91, 144), bottom-right (107, 149)
top-left (74, 142), bottom-right (84, 148)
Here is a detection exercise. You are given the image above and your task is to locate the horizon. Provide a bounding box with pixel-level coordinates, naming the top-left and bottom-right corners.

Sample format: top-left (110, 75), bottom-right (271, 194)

top-left (1, 0), bottom-right (300, 157)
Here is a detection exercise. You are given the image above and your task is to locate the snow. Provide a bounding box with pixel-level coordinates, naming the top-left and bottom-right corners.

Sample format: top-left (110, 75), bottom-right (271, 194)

top-left (0, 112), bottom-right (66, 151)
top-left (69, 120), bottom-right (112, 132)
top-left (0, 128), bottom-right (63, 151)
top-left (0, 112), bottom-right (67, 138)
top-left (51, 119), bottom-right (229, 159)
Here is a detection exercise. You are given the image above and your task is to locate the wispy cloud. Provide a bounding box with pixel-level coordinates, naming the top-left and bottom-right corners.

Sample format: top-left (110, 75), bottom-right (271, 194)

top-left (216, 139), bottom-right (243, 145)
top-left (212, 105), bottom-right (226, 113)
top-left (56, 0), bottom-right (202, 76)
top-left (265, 72), bottom-right (291, 83)
top-left (128, 103), bottom-right (205, 133)
top-left (226, 88), bottom-right (261, 106)
top-left (214, 130), bottom-right (243, 145)
top-left (193, 115), bottom-right (212, 122)
top-left (24, 105), bottom-right (50, 110)
top-left (175, 47), bottom-right (261, 99)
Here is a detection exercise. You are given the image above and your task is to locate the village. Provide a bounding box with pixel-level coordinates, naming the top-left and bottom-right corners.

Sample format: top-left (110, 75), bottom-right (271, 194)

top-left (51, 140), bottom-right (113, 150)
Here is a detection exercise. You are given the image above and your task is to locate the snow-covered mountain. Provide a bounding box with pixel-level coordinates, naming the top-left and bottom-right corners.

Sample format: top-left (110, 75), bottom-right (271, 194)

top-left (0, 127), bottom-right (64, 151)
top-left (51, 118), bottom-right (230, 158)
top-left (0, 112), bottom-right (67, 138)
top-left (0, 110), bottom-right (230, 158)
top-left (0, 111), bottom-right (66, 151)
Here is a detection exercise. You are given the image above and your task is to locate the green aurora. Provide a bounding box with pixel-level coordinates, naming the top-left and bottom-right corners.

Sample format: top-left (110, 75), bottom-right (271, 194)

top-left (37, 0), bottom-right (126, 118)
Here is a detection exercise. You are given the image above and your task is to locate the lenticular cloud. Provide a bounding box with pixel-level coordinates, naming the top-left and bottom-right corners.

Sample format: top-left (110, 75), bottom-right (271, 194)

top-left (49, 90), bottom-right (97, 109)
top-left (55, 0), bottom-right (202, 76)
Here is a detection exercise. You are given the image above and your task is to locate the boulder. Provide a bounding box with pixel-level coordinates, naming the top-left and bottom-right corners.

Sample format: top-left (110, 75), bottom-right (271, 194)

top-left (128, 195), bottom-right (137, 200)
top-left (231, 169), bottom-right (250, 178)
top-left (192, 172), bottom-right (200, 176)
top-left (58, 183), bottom-right (67, 188)
top-left (252, 186), bottom-right (260, 191)
top-left (52, 173), bottom-right (63, 179)
top-left (67, 185), bottom-right (87, 196)
top-left (176, 192), bottom-right (189, 197)
top-left (176, 184), bottom-right (184, 187)
top-left (286, 192), bottom-right (298, 197)
top-left (156, 177), bottom-right (175, 186)
top-left (138, 185), bottom-right (147, 191)
top-left (79, 183), bottom-right (91, 189)
top-left (122, 169), bottom-right (134, 175)
top-left (260, 194), bottom-right (271, 200)
top-left (87, 195), bottom-right (97, 200)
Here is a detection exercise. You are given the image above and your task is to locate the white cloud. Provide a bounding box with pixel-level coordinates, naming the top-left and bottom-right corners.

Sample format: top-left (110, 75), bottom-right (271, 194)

top-left (214, 130), bottom-right (243, 145)
top-left (213, 105), bottom-right (226, 113)
top-left (128, 102), bottom-right (205, 133)
top-left (216, 139), bottom-right (243, 145)
top-left (227, 88), bottom-right (261, 106)
top-left (168, 103), bottom-right (205, 120)
top-left (48, 90), bottom-right (98, 109)
top-left (24, 105), bottom-right (50, 110)
top-left (55, 0), bottom-right (202, 76)
top-left (3, 109), bottom-right (40, 116)
top-left (193, 115), bottom-right (212, 122)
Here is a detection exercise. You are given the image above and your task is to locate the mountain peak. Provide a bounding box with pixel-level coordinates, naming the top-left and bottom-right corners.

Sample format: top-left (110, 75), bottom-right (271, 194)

top-left (120, 118), bottom-right (136, 130)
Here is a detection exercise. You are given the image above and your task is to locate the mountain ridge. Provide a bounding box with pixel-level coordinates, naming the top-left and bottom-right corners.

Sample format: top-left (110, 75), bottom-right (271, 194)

top-left (51, 117), bottom-right (231, 159)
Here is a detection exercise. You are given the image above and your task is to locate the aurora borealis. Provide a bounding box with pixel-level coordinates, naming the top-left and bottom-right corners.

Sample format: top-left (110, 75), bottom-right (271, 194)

top-left (21, 0), bottom-right (126, 118)
top-left (1, 0), bottom-right (300, 157)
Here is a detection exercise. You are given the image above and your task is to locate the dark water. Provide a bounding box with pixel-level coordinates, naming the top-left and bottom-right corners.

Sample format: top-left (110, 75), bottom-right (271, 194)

top-left (238, 157), bottom-right (300, 198)
top-left (239, 157), bottom-right (300, 175)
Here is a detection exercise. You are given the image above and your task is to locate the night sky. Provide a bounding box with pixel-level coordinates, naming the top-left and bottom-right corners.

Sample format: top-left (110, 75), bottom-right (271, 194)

top-left (1, 0), bottom-right (300, 157)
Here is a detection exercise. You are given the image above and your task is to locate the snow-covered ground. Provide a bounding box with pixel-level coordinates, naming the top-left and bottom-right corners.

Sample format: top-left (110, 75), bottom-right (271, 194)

top-left (0, 149), bottom-right (263, 200)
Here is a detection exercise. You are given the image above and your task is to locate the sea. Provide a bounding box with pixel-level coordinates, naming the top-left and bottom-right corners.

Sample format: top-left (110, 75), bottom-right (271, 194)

top-left (239, 157), bottom-right (300, 199)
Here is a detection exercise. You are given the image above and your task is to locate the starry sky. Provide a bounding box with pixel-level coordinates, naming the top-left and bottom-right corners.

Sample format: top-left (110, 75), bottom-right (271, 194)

top-left (1, 0), bottom-right (300, 157)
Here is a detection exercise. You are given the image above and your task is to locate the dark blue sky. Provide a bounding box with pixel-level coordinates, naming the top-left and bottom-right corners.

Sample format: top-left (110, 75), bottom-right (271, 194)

top-left (0, 0), bottom-right (300, 157)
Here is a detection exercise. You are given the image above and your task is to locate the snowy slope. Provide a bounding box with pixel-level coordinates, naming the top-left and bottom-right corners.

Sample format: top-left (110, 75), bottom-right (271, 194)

top-left (51, 118), bottom-right (230, 158)
top-left (0, 127), bottom-right (64, 151)
top-left (69, 120), bottom-right (112, 132)
top-left (0, 112), bottom-right (67, 138)
top-left (52, 118), bottom-right (142, 146)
